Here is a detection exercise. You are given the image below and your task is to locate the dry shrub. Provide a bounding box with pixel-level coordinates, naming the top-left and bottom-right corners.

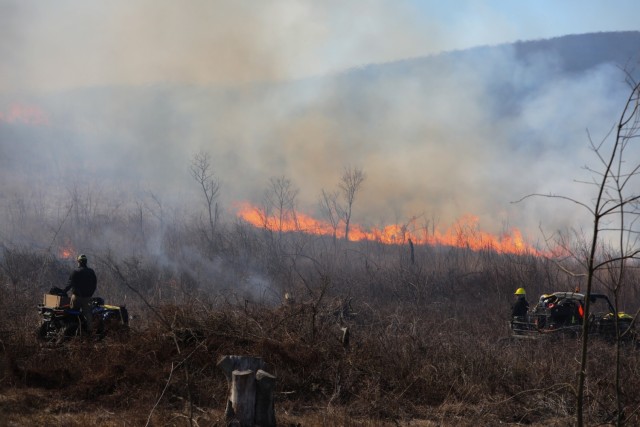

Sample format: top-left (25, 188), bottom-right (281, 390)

top-left (4, 297), bottom-right (639, 425)
top-left (2, 244), bottom-right (640, 426)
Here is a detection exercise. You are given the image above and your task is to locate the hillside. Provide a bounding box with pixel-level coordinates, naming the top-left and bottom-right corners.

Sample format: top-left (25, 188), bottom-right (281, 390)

top-left (1, 32), bottom-right (639, 217)
top-left (366, 31), bottom-right (640, 73)
top-left (1, 31), bottom-right (640, 426)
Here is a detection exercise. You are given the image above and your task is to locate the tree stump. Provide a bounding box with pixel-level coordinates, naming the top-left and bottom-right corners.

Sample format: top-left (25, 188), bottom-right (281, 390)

top-left (230, 370), bottom-right (256, 426)
top-left (255, 369), bottom-right (277, 427)
top-left (217, 355), bottom-right (266, 382)
top-left (217, 355), bottom-right (277, 427)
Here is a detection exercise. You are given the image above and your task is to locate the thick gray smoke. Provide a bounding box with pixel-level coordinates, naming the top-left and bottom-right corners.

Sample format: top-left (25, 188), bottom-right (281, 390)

top-left (1, 1), bottom-right (639, 250)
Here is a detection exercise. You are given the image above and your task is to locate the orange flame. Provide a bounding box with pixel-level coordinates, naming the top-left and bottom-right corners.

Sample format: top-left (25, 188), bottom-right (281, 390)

top-left (236, 202), bottom-right (545, 255)
top-left (58, 241), bottom-right (76, 260)
top-left (0, 103), bottom-right (50, 126)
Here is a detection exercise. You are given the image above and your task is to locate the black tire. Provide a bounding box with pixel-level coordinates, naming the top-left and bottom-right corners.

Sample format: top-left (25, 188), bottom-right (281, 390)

top-left (38, 321), bottom-right (66, 343)
top-left (98, 308), bottom-right (130, 340)
top-left (37, 322), bottom-right (50, 341)
top-left (37, 321), bottom-right (67, 344)
top-left (64, 321), bottom-right (80, 338)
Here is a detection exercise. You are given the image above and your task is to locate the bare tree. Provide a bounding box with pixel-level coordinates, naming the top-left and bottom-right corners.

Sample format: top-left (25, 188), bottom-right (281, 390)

top-left (145, 191), bottom-right (165, 229)
top-left (519, 77), bottom-right (640, 427)
top-left (319, 189), bottom-right (340, 242)
top-left (586, 76), bottom-right (640, 427)
top-left (190, 151), bottom-right (221, 245)
top-left (337, 166), bottom-right (365, 241)
top-left (262, 175), bottom-right (299, 235)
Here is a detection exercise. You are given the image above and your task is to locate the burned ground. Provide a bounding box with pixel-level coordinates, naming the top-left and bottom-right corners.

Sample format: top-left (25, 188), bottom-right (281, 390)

top-left (2, 235), bottom-right (640, 426)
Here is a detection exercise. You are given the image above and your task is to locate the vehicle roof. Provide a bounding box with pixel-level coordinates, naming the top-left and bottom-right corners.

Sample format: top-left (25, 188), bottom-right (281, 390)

top-left (551, 292), bottom-right (584, 299)
top-left (548, 292), bottom-right (609, 300)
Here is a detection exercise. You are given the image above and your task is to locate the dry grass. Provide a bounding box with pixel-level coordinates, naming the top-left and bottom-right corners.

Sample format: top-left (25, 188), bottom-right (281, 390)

top-left (2, 292), bottom-right (640, 426)
top-left (2, 238), bottom-right (640, 425)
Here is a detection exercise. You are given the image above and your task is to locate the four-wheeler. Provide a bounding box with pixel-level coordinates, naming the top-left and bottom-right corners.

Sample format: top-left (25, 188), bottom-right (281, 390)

top-left (511, 291), bottom-right (636, 342)
top-left (37, 287), bottom-right (129, 343)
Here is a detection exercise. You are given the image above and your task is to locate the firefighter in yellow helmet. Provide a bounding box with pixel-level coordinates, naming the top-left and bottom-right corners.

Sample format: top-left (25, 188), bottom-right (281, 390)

top-left (511, 287), bottom-right (529, 319)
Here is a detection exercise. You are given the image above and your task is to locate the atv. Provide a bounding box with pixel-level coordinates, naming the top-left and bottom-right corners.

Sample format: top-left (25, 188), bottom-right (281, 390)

top-left (510, 291), bottom-right (636, 342)
top-left (37, 287), bottom-right (129, 343)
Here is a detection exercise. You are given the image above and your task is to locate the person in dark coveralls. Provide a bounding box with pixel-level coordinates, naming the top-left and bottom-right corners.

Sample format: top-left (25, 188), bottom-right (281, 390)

top-left (64, 254), bottom-right (97, 335)
top-left (511, 287), bottom-right (529, 320)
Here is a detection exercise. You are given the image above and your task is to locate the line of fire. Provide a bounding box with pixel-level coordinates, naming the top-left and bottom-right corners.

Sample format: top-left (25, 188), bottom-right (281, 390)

top-left (235, 201), bottom-right (549, 256)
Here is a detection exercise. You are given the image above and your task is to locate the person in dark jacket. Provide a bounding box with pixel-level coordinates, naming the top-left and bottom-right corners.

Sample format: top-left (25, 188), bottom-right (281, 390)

top-left (511, 287), bottom-right (529, 318)
top-left (64, 254), bottom-right (97, 334)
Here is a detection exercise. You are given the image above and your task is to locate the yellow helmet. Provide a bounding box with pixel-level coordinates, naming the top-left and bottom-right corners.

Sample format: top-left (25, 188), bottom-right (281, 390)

top-left (514, 287), bottom-right (526, 295)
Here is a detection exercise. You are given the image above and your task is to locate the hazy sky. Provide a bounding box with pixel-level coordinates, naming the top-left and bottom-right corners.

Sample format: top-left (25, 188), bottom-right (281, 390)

top-left (1, 1), bottom-right (639, 248)
top-left (2, 0), bottom-right (639, 92)
top-left (416, 1), bottom-right (640, 52)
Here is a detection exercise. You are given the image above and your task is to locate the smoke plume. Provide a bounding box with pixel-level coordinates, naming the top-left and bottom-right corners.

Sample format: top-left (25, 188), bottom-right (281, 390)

top-left (1, 1), bottom-right (639, 250)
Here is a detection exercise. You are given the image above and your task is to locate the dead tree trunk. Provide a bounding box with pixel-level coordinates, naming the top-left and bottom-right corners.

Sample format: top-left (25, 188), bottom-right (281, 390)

top-left (217, 355), bottom-right (277, 427)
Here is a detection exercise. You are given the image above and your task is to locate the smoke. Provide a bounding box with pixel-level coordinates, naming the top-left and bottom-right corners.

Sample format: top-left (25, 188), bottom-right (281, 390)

top-left (0, 1), bottom-right (439, 92)
top-left (0, 1), bottom-right (639, 250)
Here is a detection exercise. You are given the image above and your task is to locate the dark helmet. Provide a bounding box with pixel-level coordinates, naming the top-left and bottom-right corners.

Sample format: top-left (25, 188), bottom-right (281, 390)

top-left (77, 254), bottom-right (88, 264)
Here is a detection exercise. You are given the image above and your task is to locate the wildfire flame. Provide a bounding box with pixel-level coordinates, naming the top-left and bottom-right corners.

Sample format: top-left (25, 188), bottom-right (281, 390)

top-left (236, 202), bottom-right (545, 255)
top-left (0, 103), bottom-right (50, 126)
top-left (58, 242), bottom-right (76, 260)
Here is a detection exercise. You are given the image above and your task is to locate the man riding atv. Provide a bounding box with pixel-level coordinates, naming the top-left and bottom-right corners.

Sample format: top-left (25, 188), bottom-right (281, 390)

top-left (37, 253), bottom-right (117, 343)
top-left (63, 254), bottom-right (97, 335)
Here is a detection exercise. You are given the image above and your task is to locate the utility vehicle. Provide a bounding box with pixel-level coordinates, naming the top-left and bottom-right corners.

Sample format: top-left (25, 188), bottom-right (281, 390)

top-left (511, 291), bottom-right (635, 342)
top-left (37, 287), bottom-right (129, 343)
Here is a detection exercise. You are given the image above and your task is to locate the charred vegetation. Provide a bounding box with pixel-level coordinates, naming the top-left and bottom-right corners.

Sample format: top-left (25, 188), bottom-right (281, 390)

top-left (1, 217), bottom-right (640, 425)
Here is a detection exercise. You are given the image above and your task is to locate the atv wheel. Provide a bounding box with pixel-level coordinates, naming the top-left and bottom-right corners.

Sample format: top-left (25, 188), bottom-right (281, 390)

top-left (63, 322), bottom-right (80, 339)
top-left (37, 322), bottom-right (67, 345)
top-left (37, 322), bottom-right (50, 341)
top-left (37, 322), bottom-right (64, 343)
